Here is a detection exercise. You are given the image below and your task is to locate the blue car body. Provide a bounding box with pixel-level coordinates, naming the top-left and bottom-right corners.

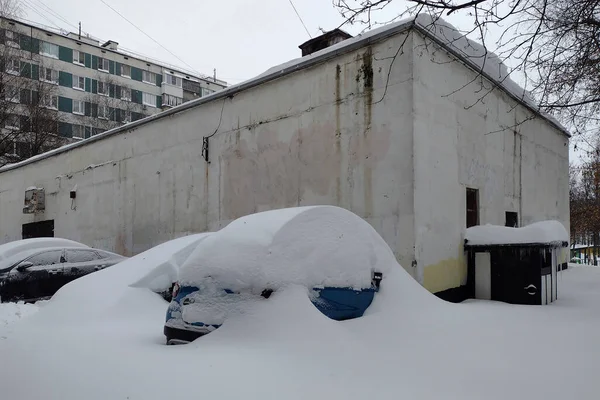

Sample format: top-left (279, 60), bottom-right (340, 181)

top-left (164, 278), bottom-right (381, 344)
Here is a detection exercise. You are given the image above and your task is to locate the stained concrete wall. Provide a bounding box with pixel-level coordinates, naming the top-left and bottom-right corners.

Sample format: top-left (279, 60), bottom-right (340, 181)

top-left (0, 31), bottom-right (418, 276)
top-left (411, 33), bottom-right (569, 293)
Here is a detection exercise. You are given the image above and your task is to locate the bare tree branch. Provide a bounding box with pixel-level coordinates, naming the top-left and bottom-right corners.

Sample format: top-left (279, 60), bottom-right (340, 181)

top-left (333, 0), bottom-right (600, 141)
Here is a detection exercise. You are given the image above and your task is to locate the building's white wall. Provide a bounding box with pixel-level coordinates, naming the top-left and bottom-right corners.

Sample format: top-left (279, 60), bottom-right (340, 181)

top-left (0, 32), bottom-right (417, 275)
top-left (411, 34), bottom-right (569, 293)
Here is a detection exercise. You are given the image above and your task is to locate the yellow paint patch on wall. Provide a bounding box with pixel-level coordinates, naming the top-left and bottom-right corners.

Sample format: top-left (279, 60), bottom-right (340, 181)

top-left (423, 255), bottom-right (467, 293)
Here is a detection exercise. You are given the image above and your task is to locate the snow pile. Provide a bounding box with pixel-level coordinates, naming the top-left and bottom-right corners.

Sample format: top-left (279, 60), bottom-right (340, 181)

top-left (34, 233), bottom-right (211, 324)
top-left (465, 220), bottom-right (569, 246)
top-left (0, 301), bottom-right (41, 338)
top-left (0, 237), bottom-right (88, 262)
top-left (129, 233), bottom-right (212, 294)
top-left (1, 211), bottom-right (600, 399)
top-left (178, 206), bottom-right (396, 291)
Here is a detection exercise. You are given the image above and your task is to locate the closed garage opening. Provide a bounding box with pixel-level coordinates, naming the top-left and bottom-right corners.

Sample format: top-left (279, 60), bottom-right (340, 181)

top-left (22, 220), bottom-right (54, 239)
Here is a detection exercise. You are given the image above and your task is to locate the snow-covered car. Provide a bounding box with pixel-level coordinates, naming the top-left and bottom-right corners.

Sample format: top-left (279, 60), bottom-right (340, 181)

top-left (164, 206), bottom-right (392, 344)
top-left (0, 237), bottom-right (89, 263)
top-left (0, 246), bottom-right (126, 303)
top-left (129, 233), bottom-right (214, 301)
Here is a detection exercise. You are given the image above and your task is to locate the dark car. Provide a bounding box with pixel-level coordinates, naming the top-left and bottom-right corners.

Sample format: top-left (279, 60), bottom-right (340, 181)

top-left (0, 246), bottom-right (126, 303)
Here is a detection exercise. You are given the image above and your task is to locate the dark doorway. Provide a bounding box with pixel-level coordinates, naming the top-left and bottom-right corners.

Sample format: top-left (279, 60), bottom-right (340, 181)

top-left (505, 211), bottom-right (519, 228)
top-left (490, 248), bottom-right (541, 305)
top-left (466, 188), bottom-right (479, 228)
top-left (22, 220), bottom-right (54, 239)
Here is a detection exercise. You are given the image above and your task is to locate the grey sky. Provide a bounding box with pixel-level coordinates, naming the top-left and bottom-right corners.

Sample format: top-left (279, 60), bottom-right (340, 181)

top-left (22, 0), bottom-right (358, 84)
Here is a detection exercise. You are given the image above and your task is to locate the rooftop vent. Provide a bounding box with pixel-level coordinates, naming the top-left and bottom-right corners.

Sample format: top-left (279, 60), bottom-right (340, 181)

top-left (298, 29), bottom-right (353, 57)
top-left (101, 40), bottom-right (119, 51)
top-left (67, 32), bottom-right (99, 46)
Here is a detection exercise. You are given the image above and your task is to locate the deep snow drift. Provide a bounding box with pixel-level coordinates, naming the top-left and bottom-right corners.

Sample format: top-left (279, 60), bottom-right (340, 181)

top-left (179, 206), bottom-right (395, 291)
top-left (0, 301), bottom-right (41, 339)
top-left (0, 229), bottom-right (597, 399)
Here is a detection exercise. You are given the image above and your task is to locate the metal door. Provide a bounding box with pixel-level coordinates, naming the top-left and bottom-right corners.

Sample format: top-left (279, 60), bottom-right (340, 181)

top-left (491, 248), bottom-right (541, 305)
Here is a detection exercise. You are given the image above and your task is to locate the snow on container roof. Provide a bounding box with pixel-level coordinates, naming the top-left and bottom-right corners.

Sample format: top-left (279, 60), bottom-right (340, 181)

top-left (178, 206), bottom-right (397, 291)
top-left (464, 220), bottom-right (569, 247)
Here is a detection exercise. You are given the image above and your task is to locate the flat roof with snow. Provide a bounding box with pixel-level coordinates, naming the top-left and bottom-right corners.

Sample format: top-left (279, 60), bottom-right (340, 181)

top-left (464, 221), bottom-right (569, 248)
top-left (178, 206), bottom-right (396, 291)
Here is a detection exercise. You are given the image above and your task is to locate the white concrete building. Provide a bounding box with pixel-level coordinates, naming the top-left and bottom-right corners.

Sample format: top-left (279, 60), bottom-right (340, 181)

top-left (0, 16), bottom-right (569, 300)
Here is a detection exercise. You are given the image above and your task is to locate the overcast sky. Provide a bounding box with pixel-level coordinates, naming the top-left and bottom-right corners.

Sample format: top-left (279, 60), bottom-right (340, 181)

top-left (21, 0), bottom-right (373, 84)
top-left (22, 0), bottom-right (581, 161)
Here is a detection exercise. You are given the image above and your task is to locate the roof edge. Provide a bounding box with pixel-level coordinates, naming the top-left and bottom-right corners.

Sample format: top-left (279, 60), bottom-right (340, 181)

top-left (0, 19), bottom-right (417, 174)
top-left (464, 240), bottom-right (569, 249)
top-left (0, 16), bottom-right (568, 174)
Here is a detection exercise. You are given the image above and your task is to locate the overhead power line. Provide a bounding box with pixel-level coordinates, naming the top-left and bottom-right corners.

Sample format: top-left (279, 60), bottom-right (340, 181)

top-left (30, 0), bottom-right (80, 32)
top-left (288, 0), bottom-right (311, 38)
top-left (20, 0), bottom-right (61, 30)
top-left (97, 0), bottom-right (201, 75)
top-left (20, 2), bottom-right (236, 84)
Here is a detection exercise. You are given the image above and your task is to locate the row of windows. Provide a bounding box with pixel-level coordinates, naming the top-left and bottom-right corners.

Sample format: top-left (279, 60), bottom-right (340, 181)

top-left (6, 53), bottom-right (214, 111)
top-left (3, 101), bottom-right (146, 132)
top-left (38, 39), bottom-right (162, 88)
top-left (69, 100), bottom-right (114, 119)
top-left (4, 61), bottom-right (60, 86)
top-left (2, 60), bottom-right (159, 110)
top-left (162, 93), bottom-right (183, 107)
top-left (0, 140), bottom-right (36, 159)
top-left (72, 124), bottom-right (106, 139)
top-left (2, 113), bottom-right (58, 131)
top-left (5, 29), bottom-right (219, 96)
top-left (3, 87), bottom-right (58, 110)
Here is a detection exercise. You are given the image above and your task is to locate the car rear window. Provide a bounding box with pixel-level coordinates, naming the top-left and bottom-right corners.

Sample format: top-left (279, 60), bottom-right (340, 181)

top-left (66, 250), bottom-right (101, 263)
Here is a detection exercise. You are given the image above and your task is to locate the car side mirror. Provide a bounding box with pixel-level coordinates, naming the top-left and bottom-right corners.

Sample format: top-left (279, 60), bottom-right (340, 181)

top-left (16, 261), bottom-right (33, 272)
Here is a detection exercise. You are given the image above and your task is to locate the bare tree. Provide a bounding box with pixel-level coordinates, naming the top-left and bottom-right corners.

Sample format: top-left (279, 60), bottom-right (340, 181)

top-left (0, 0), bottom-right (22, 18)
top-left (81, 73), bottom-right (143, 134)
top-left (333, 0), bottom-right (600, 142)
top-left (0, 25), bottom-right (64, 166)
top-left (568, 144), bottom-right (600, 264)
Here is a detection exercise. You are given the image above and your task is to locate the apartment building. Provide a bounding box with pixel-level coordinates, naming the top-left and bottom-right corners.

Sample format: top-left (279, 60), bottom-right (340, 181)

top-left (0, 17), bottom-right (226, 160)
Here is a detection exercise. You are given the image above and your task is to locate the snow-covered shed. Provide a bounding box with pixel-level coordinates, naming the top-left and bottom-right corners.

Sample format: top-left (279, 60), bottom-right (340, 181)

top-left (0, 15), bottom-right (569, 301)
top-left (464, 221), bottom-right (569, 305)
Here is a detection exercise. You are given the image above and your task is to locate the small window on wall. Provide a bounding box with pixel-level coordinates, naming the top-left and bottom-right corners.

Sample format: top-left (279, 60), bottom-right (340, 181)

top-left (98, 57), bottom-right (110, 71)
top-left (73, 50), bottom-right (85, 65)
top-left (466, 188), bottom-right (479, 228)
top-left (121, 64), bottom-right (131, 77)
top-left (505, 212), bottom-right (518, 228)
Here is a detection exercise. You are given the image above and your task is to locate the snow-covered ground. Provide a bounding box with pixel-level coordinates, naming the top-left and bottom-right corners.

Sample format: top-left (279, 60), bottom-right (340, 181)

top-left (0, 262), bottom-right (598, 399)
top-left (0, 301), bottom-right (43, 339)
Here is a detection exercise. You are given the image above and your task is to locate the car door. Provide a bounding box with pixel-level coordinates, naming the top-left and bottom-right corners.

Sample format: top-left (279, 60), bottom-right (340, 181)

top-left (63, 249), bottom-right (107, 283)
top-left (7, 249), bottom-right (65, 301)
